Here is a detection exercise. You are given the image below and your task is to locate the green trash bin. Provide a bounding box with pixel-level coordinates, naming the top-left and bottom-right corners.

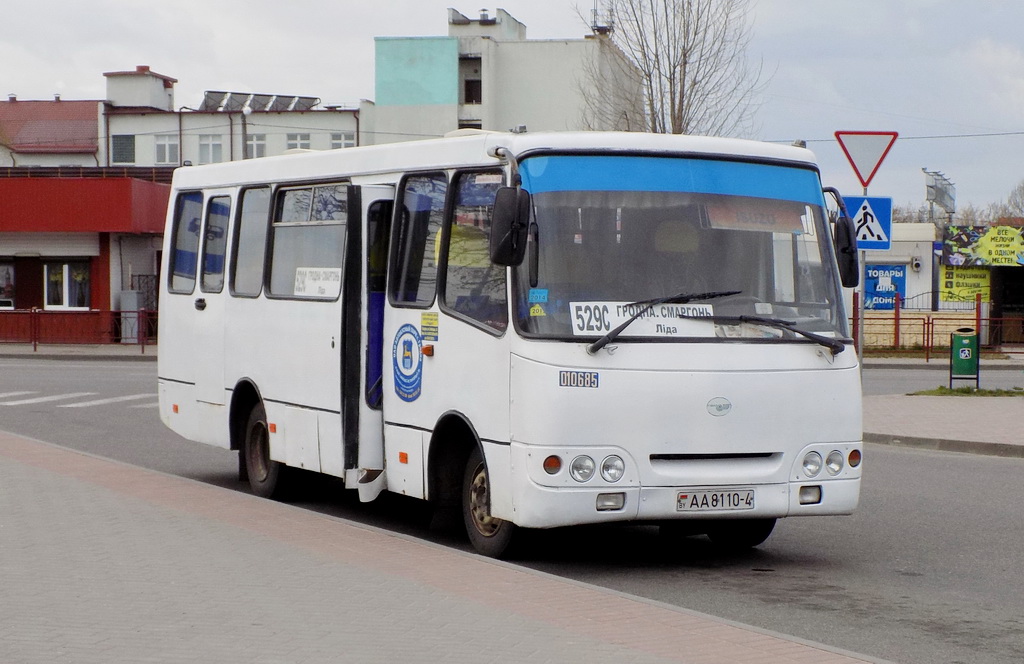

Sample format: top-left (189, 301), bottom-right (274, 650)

top-left (949, 327), bottom-right (979, 389)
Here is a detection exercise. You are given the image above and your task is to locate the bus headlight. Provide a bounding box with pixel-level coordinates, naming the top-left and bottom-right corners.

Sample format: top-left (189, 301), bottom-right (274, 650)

top-left (802, 451), bottom-right (822, 478)
top-left (826, 450), bottom-right (845, 475)
top-left (600, 455), bottom-right (625, 483)
top-left (570, 455), bottom-right (596, 482)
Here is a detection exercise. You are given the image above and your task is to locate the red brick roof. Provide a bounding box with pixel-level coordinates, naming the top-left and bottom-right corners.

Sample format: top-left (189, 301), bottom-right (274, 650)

top-left (0, 100), bottom-right (99, 154)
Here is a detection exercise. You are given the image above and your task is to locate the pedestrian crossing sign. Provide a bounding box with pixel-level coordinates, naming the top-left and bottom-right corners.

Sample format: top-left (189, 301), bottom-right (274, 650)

top-left (844, 196), bottom-right (892, 251)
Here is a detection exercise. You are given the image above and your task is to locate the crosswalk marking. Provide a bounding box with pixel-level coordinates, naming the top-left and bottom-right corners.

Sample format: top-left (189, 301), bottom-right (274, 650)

top-left (0, 392), bottom-right (96, 406)
top-left (58, 394), bottom-right (156, 408)
top-left (0, 391), bottom-right (36, 399)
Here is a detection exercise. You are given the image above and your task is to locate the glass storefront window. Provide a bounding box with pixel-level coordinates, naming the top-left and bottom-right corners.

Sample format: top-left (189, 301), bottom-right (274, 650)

top-left (44, 262), bottom-right (90, 310)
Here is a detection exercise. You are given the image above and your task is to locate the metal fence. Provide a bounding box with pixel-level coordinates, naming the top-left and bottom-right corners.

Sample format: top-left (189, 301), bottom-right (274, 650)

top-left (0, 309), bottom-right (157, 351)
top-left (851, 292), bottom-right (1017, 359)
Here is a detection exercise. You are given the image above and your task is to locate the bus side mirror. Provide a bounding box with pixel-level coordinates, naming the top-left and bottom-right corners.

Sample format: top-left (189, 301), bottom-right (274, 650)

top-left (490, 187), bottom-right (531, 266)
top-left (834, 215), bottom-right (859, 288)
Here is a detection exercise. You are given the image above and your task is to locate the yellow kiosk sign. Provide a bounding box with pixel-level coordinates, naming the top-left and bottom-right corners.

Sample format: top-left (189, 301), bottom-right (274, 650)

top-left (940, 265), bottom-right (991, 302)
top-left (943, 225), bottom-right (1024, 267)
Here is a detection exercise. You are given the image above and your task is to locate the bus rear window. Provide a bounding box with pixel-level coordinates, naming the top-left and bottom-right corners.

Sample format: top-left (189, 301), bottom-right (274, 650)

top-left (168, 191), bottom-right (203, 293)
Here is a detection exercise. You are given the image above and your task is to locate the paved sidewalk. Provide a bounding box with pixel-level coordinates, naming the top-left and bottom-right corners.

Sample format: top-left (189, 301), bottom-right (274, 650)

top-left (860, 356), bottom-right (1024, 458)
top-left (0, 431), bottom-right (884, 664)
top-left (862, 394), bottom-right (1024, 458)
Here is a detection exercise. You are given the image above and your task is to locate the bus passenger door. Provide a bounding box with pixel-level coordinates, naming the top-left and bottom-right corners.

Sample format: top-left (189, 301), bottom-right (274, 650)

top-left (193, 193), bottom-right (231, 406)
top-left (342, 185), bottom-right (393, 501)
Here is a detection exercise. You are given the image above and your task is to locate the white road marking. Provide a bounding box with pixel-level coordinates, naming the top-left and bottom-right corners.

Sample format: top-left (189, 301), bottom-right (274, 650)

top-left (58, 394), bottom-right (157, 408)
top-left (0, 392), bottom-right (97, 406)
top-left (0, 391), bottom-right (36, 399)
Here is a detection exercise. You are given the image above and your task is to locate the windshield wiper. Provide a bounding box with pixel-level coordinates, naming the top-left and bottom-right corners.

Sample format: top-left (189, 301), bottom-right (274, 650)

top-left (677, 313), bottom-right (847, 355)
top-left (586, 290), bottom-right (741, 355)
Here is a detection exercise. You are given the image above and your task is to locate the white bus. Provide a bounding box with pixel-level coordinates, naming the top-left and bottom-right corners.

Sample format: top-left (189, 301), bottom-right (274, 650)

top-left (158, 131), bottom-right (863, 557)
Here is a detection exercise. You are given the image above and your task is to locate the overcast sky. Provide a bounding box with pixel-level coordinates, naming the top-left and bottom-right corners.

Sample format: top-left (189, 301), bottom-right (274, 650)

top-left (5, 1), bottom-right (1022, 210)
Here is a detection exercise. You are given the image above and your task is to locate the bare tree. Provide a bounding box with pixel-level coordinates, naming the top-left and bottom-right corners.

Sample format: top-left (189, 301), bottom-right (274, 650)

top-left (578, 35), bottom-right (648, 131)
top-left (1004, 180), bottom-right (1024, 218)
top-left (580, 0), bottom-right (767, 136)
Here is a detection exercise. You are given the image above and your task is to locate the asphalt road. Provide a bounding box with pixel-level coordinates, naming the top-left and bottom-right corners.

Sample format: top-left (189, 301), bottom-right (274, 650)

top-left (862, 364), bottom-right (1024, 395)
top-left (2, 358), bottom-right (1023, 664)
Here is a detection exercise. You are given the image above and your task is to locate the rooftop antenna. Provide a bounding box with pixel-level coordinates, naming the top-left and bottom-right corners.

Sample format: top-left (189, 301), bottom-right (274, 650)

top-left (591, 0), bottom-right (612, 35)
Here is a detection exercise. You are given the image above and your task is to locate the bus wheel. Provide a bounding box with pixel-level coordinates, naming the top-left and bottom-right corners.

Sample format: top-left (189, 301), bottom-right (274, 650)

top-left (705, 518), bottom-right (776, 550)
top-left (243, 402), bottom-right (282, 499)
top-left (462, 447), bottom-right (516, 558)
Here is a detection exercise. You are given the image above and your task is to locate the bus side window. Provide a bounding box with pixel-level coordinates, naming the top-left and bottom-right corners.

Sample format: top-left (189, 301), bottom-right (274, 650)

top-left (442, 170), bottom-right (507, 331)
top-left (168, 191), bottom-right (204, 294)
top-left (200, 196), bottom-right (230, 293)
top-left (268, 184), bottom-right (347, 299)
top-left (390, 173), bottom-right (446, 306)
top-left (231, 187), bottom-right (271, 297)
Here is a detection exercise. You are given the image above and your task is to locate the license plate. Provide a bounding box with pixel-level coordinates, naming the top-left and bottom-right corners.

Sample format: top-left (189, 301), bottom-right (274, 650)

top-left (677, 488), bottom-right (755, 512)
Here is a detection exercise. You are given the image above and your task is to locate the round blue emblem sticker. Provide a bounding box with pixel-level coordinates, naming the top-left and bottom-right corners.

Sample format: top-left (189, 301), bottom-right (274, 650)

top-left (392, 324), bottom-right (423, 402)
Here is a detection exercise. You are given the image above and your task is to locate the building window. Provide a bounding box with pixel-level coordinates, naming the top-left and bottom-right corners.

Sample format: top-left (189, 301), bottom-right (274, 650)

top-left (155, 134), bottom-right (179, 165)
top-left (464, 79), bottom-right (482, 105)
top-left (460, 56), bottom-right (483, 104)
top-left (246, 134), bottom-right (266, 159)
top-left (199, 135), bottom-right (223, 164)
top-left (111, 135), bottom-right (136, 164)
top-left (0, 263), bottom-right (14, 309)
top-left (287, 133), bottom-right (311, 150)
top-left (44, 262), bottom-right (90, 310)
top-left (331, 132), bottom-right (355, 149)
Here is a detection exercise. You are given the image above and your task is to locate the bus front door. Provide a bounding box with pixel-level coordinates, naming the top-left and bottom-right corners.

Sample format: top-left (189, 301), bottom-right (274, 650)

top-left (343, 185), bottom-right (393, 501)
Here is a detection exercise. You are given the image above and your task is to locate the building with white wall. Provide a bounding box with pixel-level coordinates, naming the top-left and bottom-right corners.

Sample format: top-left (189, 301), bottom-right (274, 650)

top-left (371, 9), bottom-right (641, 144)
top-left (100, 67), bottom-right (364, 167)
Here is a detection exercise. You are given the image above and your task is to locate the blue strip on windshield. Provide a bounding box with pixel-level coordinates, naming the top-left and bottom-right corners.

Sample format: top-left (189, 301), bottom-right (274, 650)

top-left (519, 155), bottom-right (823, 206)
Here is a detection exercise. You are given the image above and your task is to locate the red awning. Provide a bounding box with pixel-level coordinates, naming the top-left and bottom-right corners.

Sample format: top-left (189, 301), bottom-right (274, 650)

top-left (0, 178), bottom-right (169, 233)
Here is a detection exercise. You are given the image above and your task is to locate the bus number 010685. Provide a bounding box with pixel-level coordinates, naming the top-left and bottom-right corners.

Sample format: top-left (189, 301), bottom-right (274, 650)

top-left (574, 304), bottom-right (612, 333)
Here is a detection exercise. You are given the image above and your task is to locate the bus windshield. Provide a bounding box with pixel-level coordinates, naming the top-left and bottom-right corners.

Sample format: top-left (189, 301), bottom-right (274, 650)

top-left (512, 155), bottom-right (847, 342)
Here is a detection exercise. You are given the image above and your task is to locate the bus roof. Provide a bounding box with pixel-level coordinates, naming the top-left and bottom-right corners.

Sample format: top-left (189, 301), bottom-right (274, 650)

top-left (169, 131), bottom-right (819, 190)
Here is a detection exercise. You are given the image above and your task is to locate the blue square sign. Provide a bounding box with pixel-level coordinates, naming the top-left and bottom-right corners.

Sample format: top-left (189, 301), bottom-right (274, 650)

top-left (845, 196), bottom-right (893, 251)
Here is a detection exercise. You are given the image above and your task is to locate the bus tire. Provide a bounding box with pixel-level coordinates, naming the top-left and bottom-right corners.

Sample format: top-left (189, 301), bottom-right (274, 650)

top-left (705, 518), bottom-right (776, 550)
top-left (462, 446), bottom-right (516, 558)
top-left (243, 402), bottom-right (284, 499)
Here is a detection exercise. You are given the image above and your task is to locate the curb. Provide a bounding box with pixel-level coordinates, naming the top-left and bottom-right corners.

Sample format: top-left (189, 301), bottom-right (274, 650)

top-left (864, 432), bottom-right (1024, 458)
top-left (0, 353), bottom-right (155, 361)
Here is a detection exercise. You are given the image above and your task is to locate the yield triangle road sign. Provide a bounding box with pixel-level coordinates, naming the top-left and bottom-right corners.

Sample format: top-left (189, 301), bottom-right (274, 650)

top-left (835, 131), bottom-right (898, 188)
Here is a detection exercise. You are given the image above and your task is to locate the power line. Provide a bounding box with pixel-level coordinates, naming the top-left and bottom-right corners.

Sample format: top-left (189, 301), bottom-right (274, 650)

top-left (782, 130), bottom-right (1024, 145)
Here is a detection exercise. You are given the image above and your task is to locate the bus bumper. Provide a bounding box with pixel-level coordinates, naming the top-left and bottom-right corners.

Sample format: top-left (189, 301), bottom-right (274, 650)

top-left (507, 477), bottom-right (860, 529)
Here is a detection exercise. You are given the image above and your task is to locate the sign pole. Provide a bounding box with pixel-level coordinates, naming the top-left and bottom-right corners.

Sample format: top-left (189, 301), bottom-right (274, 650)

top-left (858, 185), bottom-right (866, 360)
top-left (834, 131), bottom-right (898, 363)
